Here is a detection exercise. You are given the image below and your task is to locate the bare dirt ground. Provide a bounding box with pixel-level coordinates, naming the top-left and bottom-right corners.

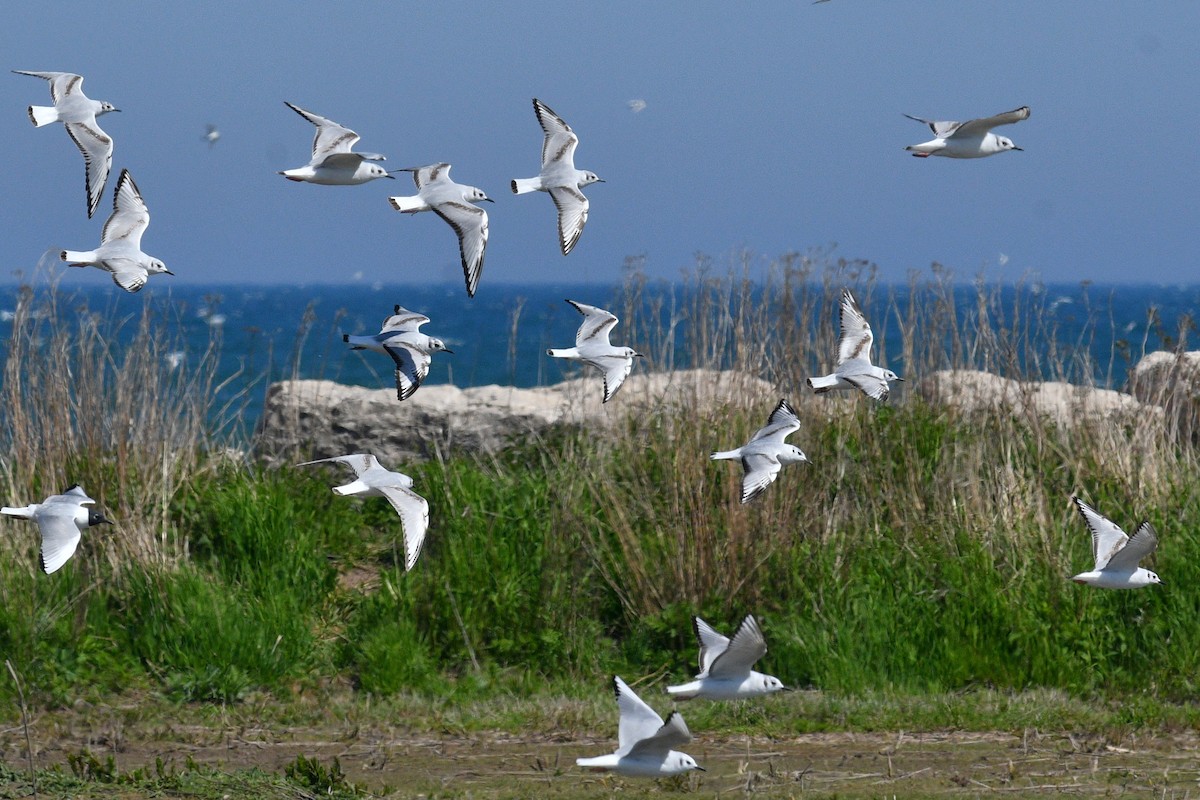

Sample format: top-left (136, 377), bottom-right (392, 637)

top-left (3, 709), bottom-right (1199, 798)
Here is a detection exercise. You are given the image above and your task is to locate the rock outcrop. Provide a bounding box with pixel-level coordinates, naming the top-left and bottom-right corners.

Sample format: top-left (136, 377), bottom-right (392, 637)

top-left (917, 369), bottom-right (1157, 427)
top-left (1128, 351), bottom-right (1200, 437)
top-left (255, 369), bottom-right (776, 463)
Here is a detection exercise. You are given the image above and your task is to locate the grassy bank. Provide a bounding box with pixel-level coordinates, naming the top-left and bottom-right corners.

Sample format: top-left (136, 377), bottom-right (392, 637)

top-left (0, 261), bottom-right (1198, 724)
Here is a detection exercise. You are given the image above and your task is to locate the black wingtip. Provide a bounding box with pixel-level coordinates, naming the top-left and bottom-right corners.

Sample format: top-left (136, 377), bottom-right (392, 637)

top-left (342, 334), bottom-right (349, 343)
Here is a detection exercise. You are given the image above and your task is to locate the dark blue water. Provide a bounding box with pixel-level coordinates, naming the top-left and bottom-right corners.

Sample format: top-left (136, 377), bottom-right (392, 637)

top-left (1, 281), bottom-right (1196, 431)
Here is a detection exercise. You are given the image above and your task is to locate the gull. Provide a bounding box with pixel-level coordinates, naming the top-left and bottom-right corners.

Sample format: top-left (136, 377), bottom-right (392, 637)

top-left (547, 300), bottom-right (642, 403)
top-left (627, 99), bottom-right (647, 113)
top-left (60, 169), bottom-right (172, 292)
top-left (576, 676), bottom-right (704, 776)
top-left (388, 163), bottom-right (492, 297)
top-left (1070, 496), bottom-right (1163, 589)
top-left (278, 102), bottom-right (393, 184)
top-left (904, 106), bottom-right (1029, 159)
top-left (13, 70), bottom-right (120, 218)
top-left (710, 399), bottom-right (809, 504)
top-left (342, 304), bottom-right (452, 400)
top-left (667, 615), bottom-right (787, 700)
top-left (203, 123), bottom-right (220, 148)
top-left (297, 454), bottom-right (428, 571)
top-left (808, 289), bottom-right (901, 401)
top-left (2, 485), bottom-right (111, 574)
top-left (511, 98), bottom-right (604, 256)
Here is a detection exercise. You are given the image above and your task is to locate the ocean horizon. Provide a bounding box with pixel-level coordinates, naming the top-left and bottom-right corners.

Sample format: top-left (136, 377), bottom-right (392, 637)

top-left (2, 278), bottom-right (1197, 432)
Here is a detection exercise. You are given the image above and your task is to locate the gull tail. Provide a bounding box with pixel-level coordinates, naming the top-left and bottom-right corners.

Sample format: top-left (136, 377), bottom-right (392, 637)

top-left (1, 505), bottom-right (34, 519)
top-left (546, 347), bottom-right (574, 358)
top-left (710, 449), bottom-right (740, 461)
top-left (511, 177), bottom-right (540, 195)
top-left (387, 195), bottom-right (427, 213)
top-left (60, 249), bottom-right (96, 266)
top-left (807, 374), bottom-right (838, 393)
top-left (665, 683), bottom-right (699, 699)
top-left (27, 104), bottom-right (58, 127)
top-left (332, 480), bottom-right (370, 497)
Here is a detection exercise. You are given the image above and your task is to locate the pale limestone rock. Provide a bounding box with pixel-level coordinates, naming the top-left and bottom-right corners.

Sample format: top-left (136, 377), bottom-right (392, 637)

top-left (256, 370), bottom-right (775, 463)
top-left (918, 369), bottom-right (1156, 427)
top-left (1128, 351), bottom-right (1200, 436)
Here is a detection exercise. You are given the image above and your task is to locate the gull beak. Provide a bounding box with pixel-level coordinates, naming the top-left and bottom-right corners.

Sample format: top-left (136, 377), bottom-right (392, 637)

top-left (634, 352), bottom-right (646, 358)
top-left (694, 766), bottom-right (707, 772)
top-left (481, 197), bottom-right (495, 203)
top-left (164, 269), bottom-right (175, 276)
top-left (383, 173), bottom-right (396, 179)
top-left (1012, 146), bottom-right (1024, 151)
top-left (443, 348), bottom-right (454, 355)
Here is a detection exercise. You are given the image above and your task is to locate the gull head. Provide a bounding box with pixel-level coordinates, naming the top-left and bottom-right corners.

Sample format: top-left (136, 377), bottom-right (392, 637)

top-left (882, 369), bottom-right (903, 383)
top-left (668, 753), bottom-right (704, 774)
top-left (998, 136), bottom-right (1022, 152)
top-left (783, 445), bottom-right (810, 465)
top-left (367, 164), bottom-right (394, 180)
top-left (580, 171), bottom-right (605, 187)
top-left (428, 337), bottom-right (453, 355)
top-left (467, 187), bottom-right (493, 203)
top-left (1144, 570), bottom-right (1163, 586)
top-left (147, 258), bottom-right (173, 276)
top-left (88, 509), bottom-right (113, 527)
top-left (99, 102), bottom-right (120, 115)
top-left (758, 674), bottom-right (788, 694)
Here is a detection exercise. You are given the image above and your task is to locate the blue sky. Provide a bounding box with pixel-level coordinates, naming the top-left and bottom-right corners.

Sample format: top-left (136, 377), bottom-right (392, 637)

top-left (2, 2), bottom-right (1196, 290)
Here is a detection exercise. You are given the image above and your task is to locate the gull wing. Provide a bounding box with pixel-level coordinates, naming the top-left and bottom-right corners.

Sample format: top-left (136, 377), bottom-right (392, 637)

top-left (749, 399), bottom-right (801, 444)
top-left (955, 106), bottom-right (1030, 138)
top-left (101, 169), bottom-right (150, 249)
top-left (566, 300), bottom-right (618, 347)
top-left (1072, 496), bottom-right (1130, 571)
top-left (837, 289), bottom-right (875, 366)
top-left (549, 186), bottom-right (589, 256)
top-left (740, 452), bottom-right (782, 504)
top-left (585, 354), bottom-right (634, 403)
top-left (707, 615), bottom-right (767, 679)
top-left (533, 98), bottom-right (580, 168)
top-left (45, 484), bottom-right (95, 506)
top-left (380, 305), bottom-right (430, 333)
top-left (432, 201), bottom-right (488, 298)
top-left (297, 453), bottom-right (382, 478)
top-left (385, 342), bottom-right (432, 401)
top-left (842, 370), bottom-right (890, 402)
top-left (36, 506), bottom-right (82, 574)
top-left (613, 676), bottom-right (665, 756)
top-left (1104, 522), bottom-right (1157, 572)
top-left (378, 485), bottom-right (430, 572)
top-left (627, 711), bottom-right (692, 759)
top-left (108, 261), bottom-right (149, 293)
top-left (284, 102), bottom-right (361, 161)
top-left (692, 617), bottom-right (730, 674)
top-left (63, 118), bottom-right (113, 219)
top-left (12, 70), bottom-right (82, 104)
top-left (409, 162), bottom-right (451, 191)
top-left (903, 113), bottom-right (963, 139)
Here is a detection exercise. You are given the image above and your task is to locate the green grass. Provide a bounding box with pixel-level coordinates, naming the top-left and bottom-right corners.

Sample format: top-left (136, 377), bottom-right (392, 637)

top-left (2, 263), bottom-right (1199, 739)
top-left (5, 397), bottom-right (1198, 712)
